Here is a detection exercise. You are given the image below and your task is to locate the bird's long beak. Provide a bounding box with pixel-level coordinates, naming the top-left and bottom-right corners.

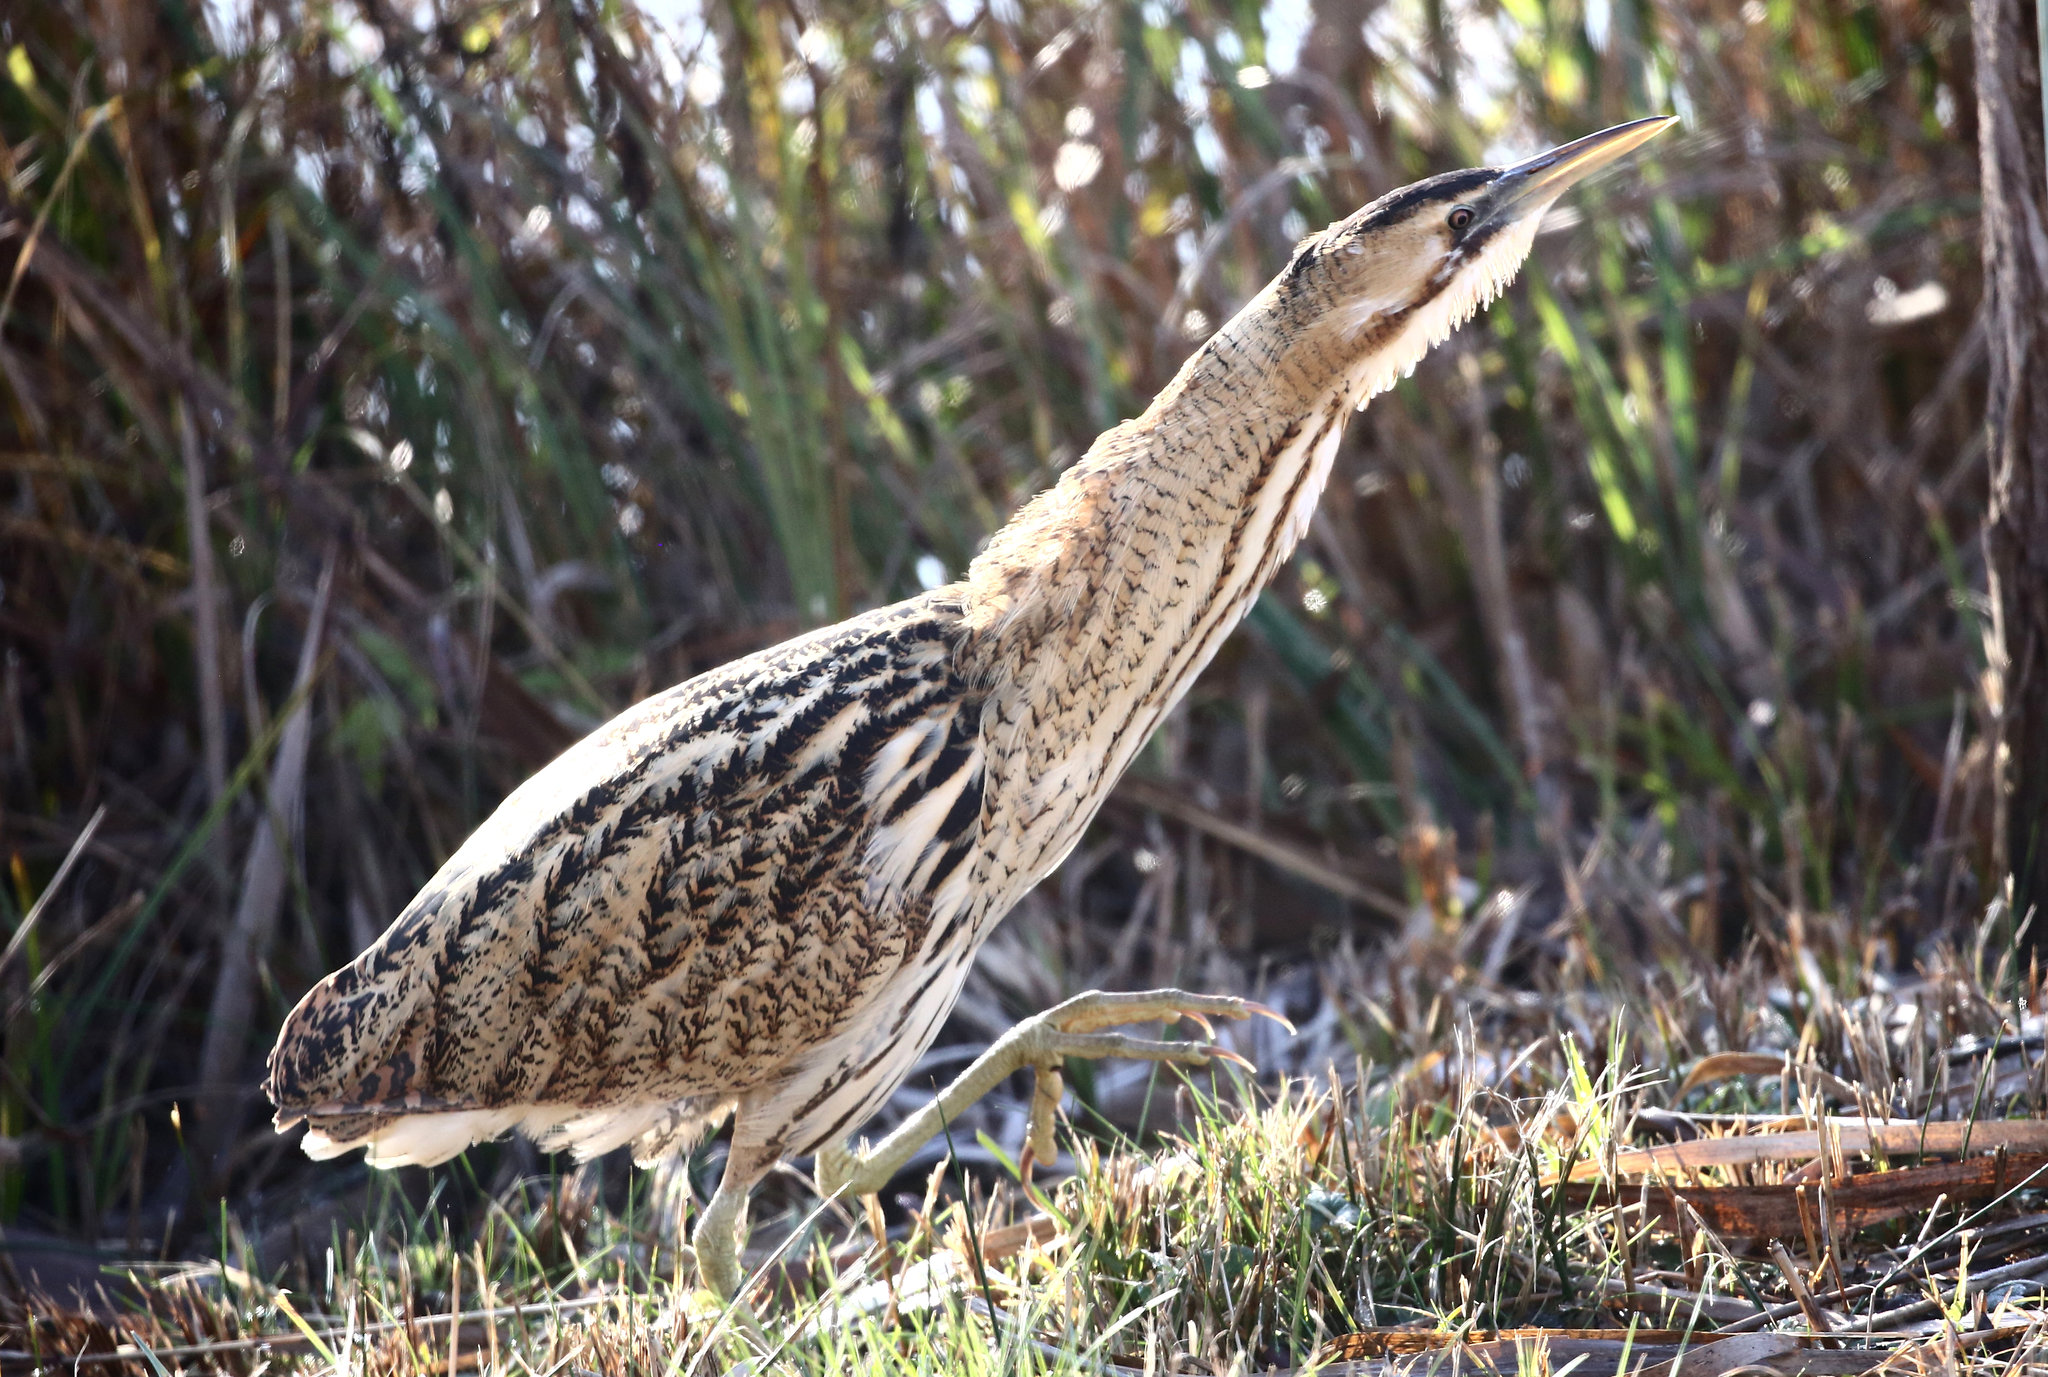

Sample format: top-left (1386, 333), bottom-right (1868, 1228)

top-left (1477, 115), bottom-right (1679, 230)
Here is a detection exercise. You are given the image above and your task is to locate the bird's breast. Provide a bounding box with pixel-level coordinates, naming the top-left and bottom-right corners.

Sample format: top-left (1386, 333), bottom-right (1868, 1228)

top-left (963, 387), bottom-right (1354, 912)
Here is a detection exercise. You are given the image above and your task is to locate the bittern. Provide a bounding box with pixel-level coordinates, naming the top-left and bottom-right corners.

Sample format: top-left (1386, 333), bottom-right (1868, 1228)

top-left (267, 116), bottom-right (1674, 1299)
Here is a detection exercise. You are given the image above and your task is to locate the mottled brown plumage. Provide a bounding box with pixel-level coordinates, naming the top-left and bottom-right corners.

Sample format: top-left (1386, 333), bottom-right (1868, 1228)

top-left (268, 603), bottom-right (981, 1162)
top-left (268, 117), bottom-right (1674, 1298)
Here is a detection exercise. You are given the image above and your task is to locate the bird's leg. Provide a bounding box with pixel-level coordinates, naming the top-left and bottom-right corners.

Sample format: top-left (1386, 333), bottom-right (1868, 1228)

top-left (816, 989), bottom-right (1287, 1199)
top-left (690, 1183), bottom-right (748, 1300)
top-left (690, 1138), bottom-right (775, 1301)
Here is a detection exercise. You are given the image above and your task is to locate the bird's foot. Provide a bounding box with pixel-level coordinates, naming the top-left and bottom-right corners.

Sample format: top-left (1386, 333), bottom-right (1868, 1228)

top-left (816, 988), bottom-right (1291, 1199)
top-left (689, 1240), bottom-right (741, 1304)
top-left (689, 1173), bottom-right (763, 1307)
top-left (674, 1241), bottom-right (771, 1359)
top-left (1004, 988), bottom-right (1290, 1175)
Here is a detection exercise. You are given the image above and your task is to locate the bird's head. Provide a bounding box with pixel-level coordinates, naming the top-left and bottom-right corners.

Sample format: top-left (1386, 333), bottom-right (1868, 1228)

top-left (1265, 116), bottom-right (1677, 405)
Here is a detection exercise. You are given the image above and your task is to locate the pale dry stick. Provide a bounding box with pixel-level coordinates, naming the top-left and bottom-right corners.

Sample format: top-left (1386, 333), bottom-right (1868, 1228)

top-left (446, 1250), bottom-right (462, 1377)
top-left (1714, 1284), bottom-right (1877, 1335)
top-left (239, 596), bottom-right (273, 750)
top-left (1570, 1121), bottom-right (2048, 1180)
top-left (1868, 1322), bottom-right (2044, 1375)
top-left (179, 404), bottom-right (229, 809)
top-left (1862, 1253), bottom-right (2048, 1332)
top-left (1769, 1239), bottom-right (1838, 1335)
top-left (1514, 1252), bottom-right (1761, 1323)
top-left (2, 890), bottom-right (142, 1027)
top-left (474, 1248), bottom-right (500, 1375)
top-left (1817, 1180), bottom-right (1850, 1304)
top-left (213, 96), bottom-right (263, 407)
top-left (196, 550), bottom-right (337, 1176)
top-left (0, 803), bottom-right (105, 978)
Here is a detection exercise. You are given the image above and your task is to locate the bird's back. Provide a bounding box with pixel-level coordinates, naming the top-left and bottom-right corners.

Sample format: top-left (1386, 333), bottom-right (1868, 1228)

top-left (266, 595), bottom-right (988, 1165)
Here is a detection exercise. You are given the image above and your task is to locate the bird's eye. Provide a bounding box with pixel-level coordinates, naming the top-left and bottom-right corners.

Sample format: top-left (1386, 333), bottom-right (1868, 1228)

top-left (1448, 205), bottom-right (1476, 232)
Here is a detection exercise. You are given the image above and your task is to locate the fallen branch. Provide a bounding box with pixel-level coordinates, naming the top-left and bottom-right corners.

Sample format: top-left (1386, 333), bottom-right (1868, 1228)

top-left (1563, 1153), bottom-right (2048, 1239)
top-left (1564, 1120), bottom-right (2048, 1181)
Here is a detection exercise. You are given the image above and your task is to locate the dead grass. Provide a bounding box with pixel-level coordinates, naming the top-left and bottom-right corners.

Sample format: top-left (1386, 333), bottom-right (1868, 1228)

top-left (4, 906), bottom-right (2045, 1372)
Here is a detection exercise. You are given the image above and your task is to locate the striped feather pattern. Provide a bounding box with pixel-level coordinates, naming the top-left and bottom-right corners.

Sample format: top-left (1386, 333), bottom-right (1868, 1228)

top-left (267, 599), bottom-right (987, 1161)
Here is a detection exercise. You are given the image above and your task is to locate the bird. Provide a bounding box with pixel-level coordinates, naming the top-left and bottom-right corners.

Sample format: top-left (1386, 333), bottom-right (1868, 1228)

top-left (266, 115), bottom-right (1675, 1299)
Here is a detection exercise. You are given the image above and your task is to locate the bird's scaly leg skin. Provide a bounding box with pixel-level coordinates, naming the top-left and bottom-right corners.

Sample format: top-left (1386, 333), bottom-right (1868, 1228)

top-left (1021, 1062), bottom-right (1063, 1178)
top-left (690, 1179), bottom-right (749, 1300)
top-left (679, 1150), bottom-right (778, 1361)
top-left (815, 989), bottom-right (1289, 1199)
top-left (690, 1136), bottom-right (777, 1305)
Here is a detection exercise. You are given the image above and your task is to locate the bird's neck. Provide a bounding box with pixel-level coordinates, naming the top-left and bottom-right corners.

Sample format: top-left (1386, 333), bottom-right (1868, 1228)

top-left (952, 307), bottom-right (1357, 853)
top-left (961, 308), bottom-right (1356, 677)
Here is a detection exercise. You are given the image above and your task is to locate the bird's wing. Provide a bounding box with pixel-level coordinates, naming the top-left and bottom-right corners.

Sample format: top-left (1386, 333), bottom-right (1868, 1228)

top-left (265, 597), bottom-right (985, 1161)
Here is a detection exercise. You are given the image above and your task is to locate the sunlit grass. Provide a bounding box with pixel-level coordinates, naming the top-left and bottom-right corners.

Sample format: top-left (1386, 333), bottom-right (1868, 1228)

top-left (9, 902), bottom-right (2044, 1372)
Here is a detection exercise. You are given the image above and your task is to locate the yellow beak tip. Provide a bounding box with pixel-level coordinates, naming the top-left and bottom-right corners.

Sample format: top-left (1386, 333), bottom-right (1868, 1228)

top-left (1502, 114), bottom-right (1681, 203)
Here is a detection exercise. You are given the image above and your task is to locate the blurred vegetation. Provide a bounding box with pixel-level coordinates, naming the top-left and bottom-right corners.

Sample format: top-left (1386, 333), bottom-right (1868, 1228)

top-left (0, 0), bottom-right (1997, 1266)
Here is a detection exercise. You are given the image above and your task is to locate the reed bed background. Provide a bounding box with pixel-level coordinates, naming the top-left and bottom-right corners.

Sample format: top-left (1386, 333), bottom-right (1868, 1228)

top-left (0, 0), bottom-right (2030, 1365)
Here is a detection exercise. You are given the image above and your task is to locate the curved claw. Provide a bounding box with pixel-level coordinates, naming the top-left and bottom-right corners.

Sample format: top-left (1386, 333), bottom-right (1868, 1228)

top-left (1202, 1045), bottom-right (1258, 1073)
top-left (1241, 1000), bottom-right (1298, 1036)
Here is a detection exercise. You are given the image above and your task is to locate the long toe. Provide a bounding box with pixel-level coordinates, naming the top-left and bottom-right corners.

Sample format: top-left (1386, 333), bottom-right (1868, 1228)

top-left (1045, 988), bottom-right (1293, 1036)
top-left (1032, 1028), bottom-right (1253, 1069)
